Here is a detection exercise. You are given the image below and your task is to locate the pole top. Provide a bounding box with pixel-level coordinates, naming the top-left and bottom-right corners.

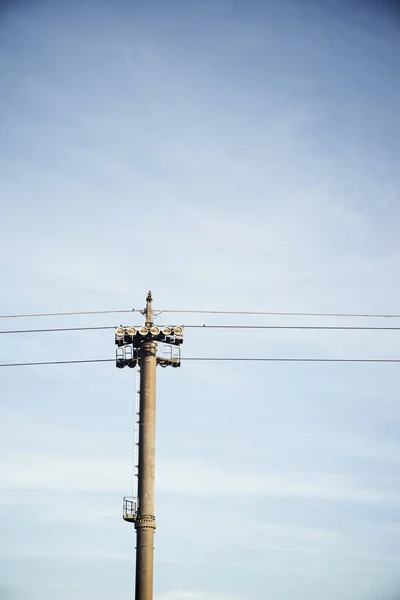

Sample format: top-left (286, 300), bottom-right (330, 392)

top-left (145, 291), bottom-right (153, 326)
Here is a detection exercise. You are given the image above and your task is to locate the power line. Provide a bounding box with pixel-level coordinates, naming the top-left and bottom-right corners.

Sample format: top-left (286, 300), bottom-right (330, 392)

top-left (1, 357), bottom-right (400, 367)
top-left (184, 325), bottom-right (400, 331)
top-left (0, 326), bottom-right (115, 334)
top-left (0, 358), bottom-right (115, 367)
top-left (3, 324), bottom-right (400, 335)
top-left (185, 357), bottom-right (400, 363)
top-left (157, 310), bottom-right (400, 318)
top-left (0, 309), bottom-right (140, 319)
top-left (1, 309), bottom-right (400, 320)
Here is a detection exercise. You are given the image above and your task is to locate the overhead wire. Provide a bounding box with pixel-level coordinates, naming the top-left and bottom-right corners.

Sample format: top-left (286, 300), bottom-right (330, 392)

top-left (185, 357), bottom-right (400, 363)
top-left (1, 309), bottom-right (400, 319)
top-left (0, 326), bottom-right (115, 334)
top-left (0, 309), bottom-right (141, 319)
top-left (0, 358), bottom-right (115, 367)
top-left (156, 310), bottom-right (400, 318)
top-left (1, 357), bottom-right (400, 367)
top-left (3, 324), bottom-right (400, 335)
top-left (184, 324), bottom-right (400, 330)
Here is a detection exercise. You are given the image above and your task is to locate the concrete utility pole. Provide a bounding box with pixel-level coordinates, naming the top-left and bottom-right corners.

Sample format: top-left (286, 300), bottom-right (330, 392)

top-left (135, 292), bottom-right (157, 600)
top-left (115, 292), bottom-right (183, 600)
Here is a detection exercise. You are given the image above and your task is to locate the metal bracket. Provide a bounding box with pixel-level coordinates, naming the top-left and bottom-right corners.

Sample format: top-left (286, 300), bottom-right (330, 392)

top-left (116, 346), bottom-right (139, 369)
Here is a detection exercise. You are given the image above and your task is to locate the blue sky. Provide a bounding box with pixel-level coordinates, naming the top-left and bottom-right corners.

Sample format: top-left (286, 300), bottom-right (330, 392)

top-left (1, 1), bottom-right (400, 599)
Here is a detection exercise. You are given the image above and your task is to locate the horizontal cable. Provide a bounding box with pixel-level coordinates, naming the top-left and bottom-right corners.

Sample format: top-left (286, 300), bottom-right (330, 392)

top-left (1, 357), bottom-right (400, 367)
top-left (3, 324), bottom-right (400, 335)
top-left (0, 326), bottom-right (115, 334)
top-left (0, 359), bottom-right (115, 367)
top-left (1, 309), bottom-right (400, 320)
top-left (184, 325), bottom-right (400, 331)
top-left (0, 309), bottom-right (140, 319)
top-left (157, 310), bottom-right (400, 318)
top-left (185, 357), bottom-right (400, 363)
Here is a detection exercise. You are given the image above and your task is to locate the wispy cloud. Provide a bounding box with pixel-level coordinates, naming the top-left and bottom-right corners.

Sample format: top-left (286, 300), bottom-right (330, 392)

top-left (155, 592), bottom-right (247, 600)
top-left (3, 447), bottom-right (396, 508)
top-left (0, 454), bottom-right (127, 492)
top-left (156, 457), bottom-right (398, 504)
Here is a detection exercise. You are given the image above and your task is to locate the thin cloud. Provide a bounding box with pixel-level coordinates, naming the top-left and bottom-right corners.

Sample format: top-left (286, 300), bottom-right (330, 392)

top-left (155, 592), bottom-right (247, 600)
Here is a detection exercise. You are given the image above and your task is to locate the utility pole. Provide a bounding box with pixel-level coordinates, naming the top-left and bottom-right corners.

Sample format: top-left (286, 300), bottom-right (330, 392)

top-left (135, 292), bottom-right (157, 600)
top-left (115, 292), bottom-right (183, 600)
